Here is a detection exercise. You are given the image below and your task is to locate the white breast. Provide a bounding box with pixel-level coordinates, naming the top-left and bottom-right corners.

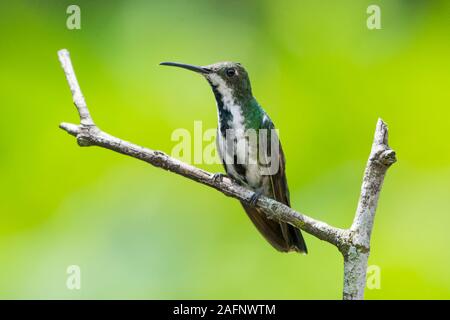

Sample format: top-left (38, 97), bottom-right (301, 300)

top-left (210, 74), bottom-right (264, 189)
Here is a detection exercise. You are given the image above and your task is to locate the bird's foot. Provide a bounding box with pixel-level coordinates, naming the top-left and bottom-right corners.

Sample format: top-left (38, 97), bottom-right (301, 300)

top-left (211, 173), bottom-right (227, 183)
top-left (249, 190), bottom-right (263, 207)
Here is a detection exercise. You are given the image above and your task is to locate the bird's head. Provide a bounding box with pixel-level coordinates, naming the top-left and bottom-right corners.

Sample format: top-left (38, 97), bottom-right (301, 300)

top-left (160, 61), bottom-right (253, 104)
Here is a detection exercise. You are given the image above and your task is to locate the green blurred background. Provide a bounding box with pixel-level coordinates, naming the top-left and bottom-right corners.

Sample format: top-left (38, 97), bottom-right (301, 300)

top-left (0, 0), bottom-right (449, 299)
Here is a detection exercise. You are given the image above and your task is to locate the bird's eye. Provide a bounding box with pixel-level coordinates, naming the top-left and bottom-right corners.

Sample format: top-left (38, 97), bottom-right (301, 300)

top-left (226, 68), bottom-right (236, 77)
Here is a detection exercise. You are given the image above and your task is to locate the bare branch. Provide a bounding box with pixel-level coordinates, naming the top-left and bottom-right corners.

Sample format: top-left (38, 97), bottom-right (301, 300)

top-left (343, 119), bottom-right (397, 300)
top-left (58, 49), bottom-right (94, 126)
top-left (351, 119), bottom-right (396, 248)
top-left (57, 49), bottom-right (396, 300)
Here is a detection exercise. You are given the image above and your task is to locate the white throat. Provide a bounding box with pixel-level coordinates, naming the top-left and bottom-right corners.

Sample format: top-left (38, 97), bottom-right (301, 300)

top-left (208, 73), bottom-right (244, 131)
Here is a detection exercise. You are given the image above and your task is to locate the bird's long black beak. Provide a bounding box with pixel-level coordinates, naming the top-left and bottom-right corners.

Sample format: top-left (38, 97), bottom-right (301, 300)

top-left (160, 62), bottom-right (211, 74)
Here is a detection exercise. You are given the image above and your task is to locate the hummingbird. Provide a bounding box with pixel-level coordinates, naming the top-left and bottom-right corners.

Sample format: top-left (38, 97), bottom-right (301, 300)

top-left (160, 61), bottom-right (307, 254)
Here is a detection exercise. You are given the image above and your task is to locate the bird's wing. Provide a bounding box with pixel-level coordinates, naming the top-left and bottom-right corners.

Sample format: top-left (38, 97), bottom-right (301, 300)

top-left (260, 116), bottom-right (290, 206)
top-left (259, 116), bottom-right (308, 253)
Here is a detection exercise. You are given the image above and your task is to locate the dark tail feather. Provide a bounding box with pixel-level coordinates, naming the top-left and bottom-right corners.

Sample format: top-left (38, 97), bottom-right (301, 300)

top-left (286, 223), bottom-right (308, 254)
top-left (241, 202), bottom-right (308, 253)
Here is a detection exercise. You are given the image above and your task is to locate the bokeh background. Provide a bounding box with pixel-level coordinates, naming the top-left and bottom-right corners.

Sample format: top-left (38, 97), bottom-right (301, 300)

top-left (0, 0), bottom-right (449, 299)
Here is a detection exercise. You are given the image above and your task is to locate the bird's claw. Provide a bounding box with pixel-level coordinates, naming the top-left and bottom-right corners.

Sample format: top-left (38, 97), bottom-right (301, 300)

top-left (211, 173), bottom-right (226, 183)
top-left (249, 191), bottom-right (263, 207)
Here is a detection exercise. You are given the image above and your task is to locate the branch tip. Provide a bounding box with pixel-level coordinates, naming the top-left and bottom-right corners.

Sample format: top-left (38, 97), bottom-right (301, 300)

top-left (59, 122), bottom-right (80, 136)
top-left (57, 48), bottom-right (70, 60)
top-left (375, 118), bottom-right (389, 146)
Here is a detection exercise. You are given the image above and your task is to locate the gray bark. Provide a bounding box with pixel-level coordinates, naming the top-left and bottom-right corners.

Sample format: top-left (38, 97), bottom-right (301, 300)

top-left (342, 119), bottom-right (396, 299)
top-left (57, 49), bottom-right (396, 300)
